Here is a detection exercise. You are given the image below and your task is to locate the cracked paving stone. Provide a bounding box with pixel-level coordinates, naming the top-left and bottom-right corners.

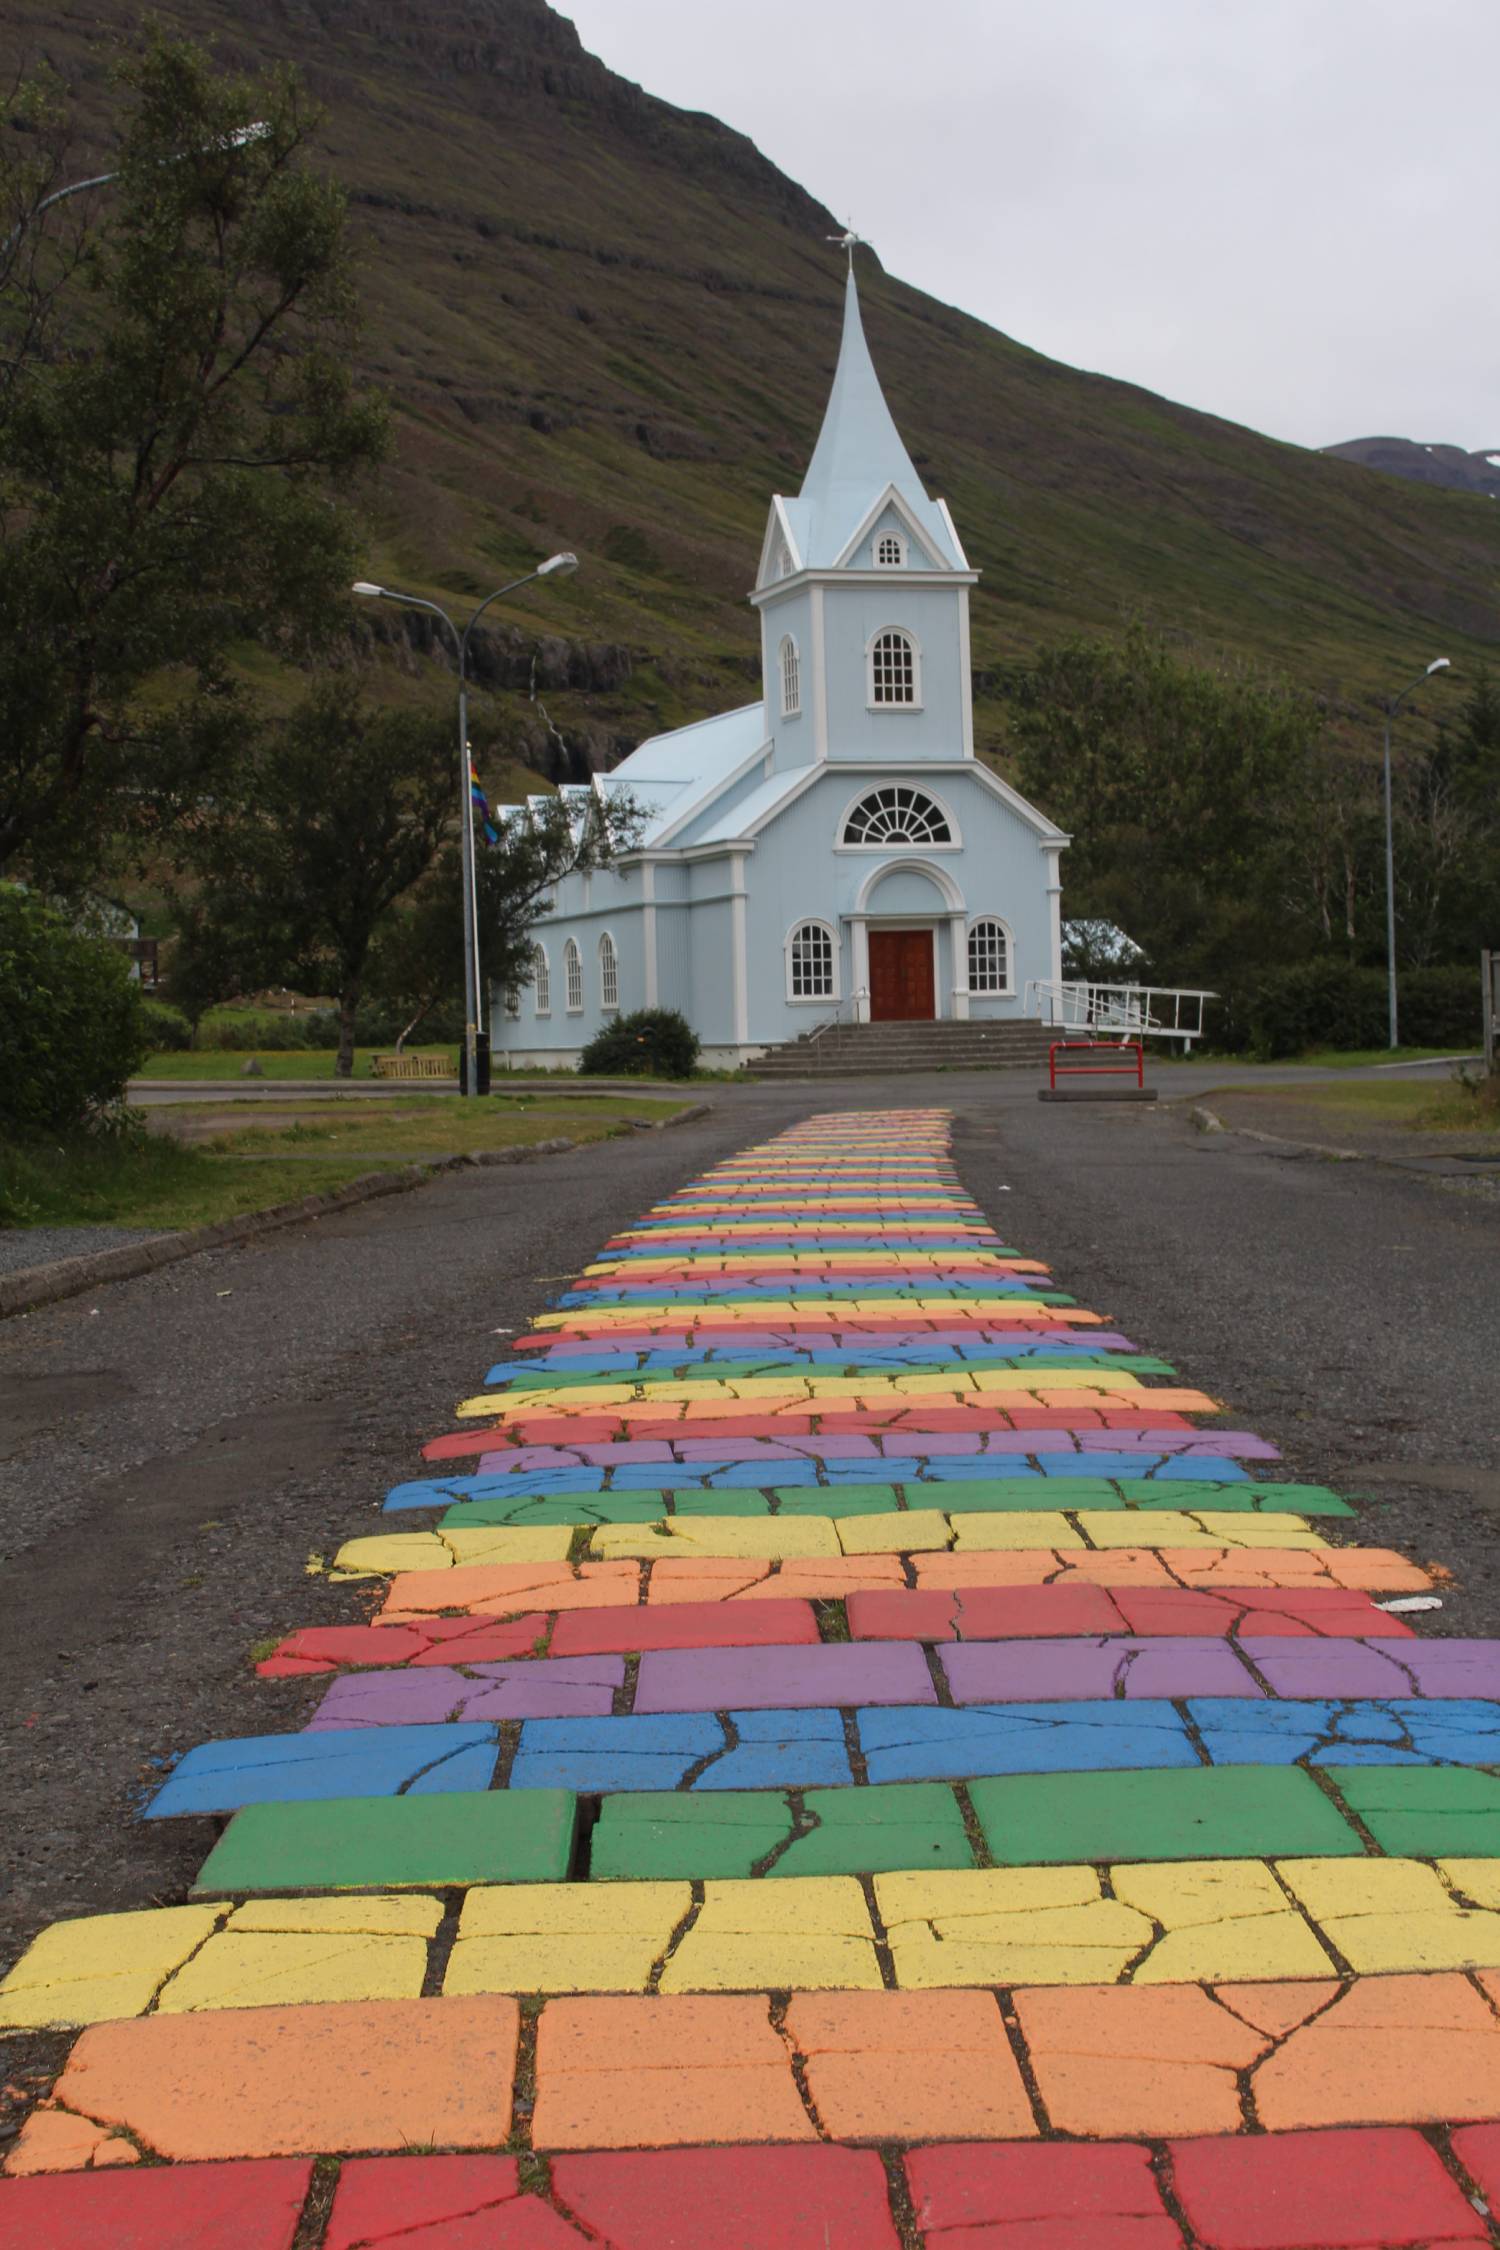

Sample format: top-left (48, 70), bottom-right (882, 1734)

top-left (589, 1791), bottom-right (797, 1880)
top-left (857, 1701), bottom-right (1198, 1783)
top-left (1278, 1856), bottom-right (1500, 1974)
top-left (875, 1866), bottom-right (1151, 1986)
top-left (305, 1657), bottom-right (624, 1728)
top-left (191, 1788), bottom-right (577, 1898)
top-left (645, 1557), bottom-right (906, 1603)
top-left (590, 1517), bottom-right (842, 1560)
top-left (1109, 1861), bottom-right (1335, 1982)
top-left (1014, 1981), bottom-right (1284, 2138)
top-left (633, 1641), bottom-right (936, 1712)
top-left (941, 1636), bottom-right (1261, 1702)
top-left (1248, 1638), bottom-right (1500, 1700)
top-left (323, 2154), bottom-right (588, 2250)
top-left (331, 1526), bottom-right (576, 1576)
top-left (145, 1723), bottom-right (500, 1817)
top-left (549, 2146), bottom-right (903, 2249)
top-left (446, 1881), bottom-right (691, 1994)
top-left (152, 1893), bottom-right (442, 2015)
top-left (509, 1708), bottom-right (853, 1793)
top-left (1168, 2123), bottom-right (1490, 2248)
top-left (0, 2159), bottom-right (315, 2249)
top-left (1187, 1698), bottom-right (1500, 1767)
top-left (376, 1561), bottom-right (641, 1622)
top-left (971, 1765), bottom-right (1362, 1867)
top-left (531, 1994), bottom-right (814, 2150)
top-left (660, 1875), bottom-right (883, 1991)
top-left (789, 1989), bottom-right (1034, 2142)
top-left (910, 1548), bottom-right (1431, 1593)
top-left (1326, 1766), bottom-right (1500, 1857)
top-left (0, 1906), bottom-right (225, 2031)
top-left (1251, 1971), bottom-right (1500, 2131)
top-left (257, 1617), bottom-right (554, 1675)
top-left (548, 1597), bottom-right (818, 1655)
top-left (3, 1996), bottom-right (519, 2169)
top-left (906, 2142), bottom-right (1182, 2249)
top-left (848, 1583), bottom-right (1131, 1640)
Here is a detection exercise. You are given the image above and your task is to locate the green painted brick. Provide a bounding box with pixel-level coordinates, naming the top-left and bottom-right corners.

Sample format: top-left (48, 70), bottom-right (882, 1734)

top-left (775, 1485), bottom-right (901, 1516)
top-left (669, 1491), bottom-right (771, 1517)
top-left (590, 1791), bottom-right (795, 1880)
top-left (442, 1493), bottom-right (664, 1528)
top-left (190, 1789), bottom-right (578, 1896)
top-left (923, 1478), bottom-right (1122, 1512)
top-left (774, 1784), bottom-right (974, 1877)
top-left (970, 1766), bottom-right (1363, 1866)
top-left (589, 1783), bottom-right (974, 1880)
top-left (1326, 1767), bottom-right (1500, 1857)
top-left (1117, 1480), bottom-right (1355, 1516)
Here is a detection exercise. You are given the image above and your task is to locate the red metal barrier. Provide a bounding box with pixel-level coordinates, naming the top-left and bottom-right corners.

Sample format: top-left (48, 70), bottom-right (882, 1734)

top-left (1049, 1040), bottom-right (1145, 1090)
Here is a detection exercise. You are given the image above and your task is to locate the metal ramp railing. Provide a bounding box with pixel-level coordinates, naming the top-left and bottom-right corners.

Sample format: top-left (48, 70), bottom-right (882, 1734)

top-left (1024, 979), bottom-right (1216, 1045)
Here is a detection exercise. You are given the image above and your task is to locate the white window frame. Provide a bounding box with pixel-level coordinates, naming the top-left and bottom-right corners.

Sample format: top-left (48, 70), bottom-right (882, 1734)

top-left (785, 918), bottom-right (840, 1004)
top-left (967, 915), bottom-right (1014, 996)
top-left (532, 945), bottom-right (551, 1016)
top-left (838, 784), bottom-right (959, 851)
top-left (598, 930), bottom-right (620, 1013)
top-left (779, 634), bottom-right (801, 719)
top-left (564, 937), bottom-right (584, 1013)
top-left (873, 530), bottom-right (907, 568)
top-left (866, 625), bottom-right (922, 709)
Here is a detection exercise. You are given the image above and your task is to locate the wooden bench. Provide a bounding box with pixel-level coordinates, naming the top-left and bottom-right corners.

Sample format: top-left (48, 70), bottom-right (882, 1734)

top-left (370, 1053), bottom-right (453, 1080)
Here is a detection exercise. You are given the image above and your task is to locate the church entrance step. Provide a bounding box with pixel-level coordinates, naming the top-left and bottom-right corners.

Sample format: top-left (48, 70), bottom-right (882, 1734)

top-left (750, 1021), bottom-right (1056, 1076)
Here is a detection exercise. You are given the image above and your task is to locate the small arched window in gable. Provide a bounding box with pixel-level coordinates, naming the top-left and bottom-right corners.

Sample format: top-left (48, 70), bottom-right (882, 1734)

top-left (780, 635), bottom-right (801, 718)
top-left (868, 627), bottom-right (918, 706)
top-left (599, 931), bottom-right (620, 1012)
top-left (874, 531), bottom-right (906, 568)
top-left (788, 920), bottom-right (836, 1000)
top-left (564, 938), bottom-right (583, 1012)
top-left (842, 786), bottom-right (952, 847)
top-left (968, 918), bottom-right (1011, 993)
top-left (533, 946), bottom-right (551, 1014)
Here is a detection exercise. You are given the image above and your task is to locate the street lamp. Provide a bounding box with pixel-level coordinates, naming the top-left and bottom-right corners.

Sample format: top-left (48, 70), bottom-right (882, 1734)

top-left (1383, 656), bottom-right (1452, 1050)
top-left (3, 122), bottom-right (271, 257)
top-left (354, 555), bottom-right (580, 1095)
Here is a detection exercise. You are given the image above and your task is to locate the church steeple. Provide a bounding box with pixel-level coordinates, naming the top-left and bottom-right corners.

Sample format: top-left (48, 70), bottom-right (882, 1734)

top-left (778, 261), bottom-right (964, 574)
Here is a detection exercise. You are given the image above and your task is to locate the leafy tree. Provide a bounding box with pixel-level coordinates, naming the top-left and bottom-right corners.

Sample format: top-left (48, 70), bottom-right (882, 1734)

top-left (0, 34), bottom-right (386, 885)
top-left (174, 688), bottom-right (454, 1076)
top-left (368, 789), bottom-right (647, 1049)
top-left (1002, 625), bottom-right (1325, 986)
top-left (580, 1008), bottom-right (699, 1078)
top-left (0, 885), bottom-right (149, 1133)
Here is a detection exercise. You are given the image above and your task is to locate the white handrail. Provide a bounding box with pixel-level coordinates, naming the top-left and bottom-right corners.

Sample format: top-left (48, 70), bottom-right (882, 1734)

top-left (1024, 979), bottom-right (1216, 1045)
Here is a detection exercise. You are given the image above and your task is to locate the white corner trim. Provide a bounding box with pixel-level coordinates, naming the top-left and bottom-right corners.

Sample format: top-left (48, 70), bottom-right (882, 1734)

top-left (729, 851), bottom-right (749, 1046)
top-left (935, 497), bottom-right (971, 571)
top-left (641, 862), bottom-right (658, 1009)
top-left (811, 585), bottom-right (829, 761)
top-left (957, 587), bottom-right (975, 759)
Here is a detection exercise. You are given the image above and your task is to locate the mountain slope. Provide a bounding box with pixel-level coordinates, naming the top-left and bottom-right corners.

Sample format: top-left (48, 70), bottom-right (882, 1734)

top-left (1324, 438), bottom-right (1500, 502)
top-left (8, 0), bottom-right (1499, 779)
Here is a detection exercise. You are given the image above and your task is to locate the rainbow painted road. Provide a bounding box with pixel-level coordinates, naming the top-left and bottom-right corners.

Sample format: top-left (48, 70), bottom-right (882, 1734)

top-left (6, 1109), bottom-right (1500, 2249)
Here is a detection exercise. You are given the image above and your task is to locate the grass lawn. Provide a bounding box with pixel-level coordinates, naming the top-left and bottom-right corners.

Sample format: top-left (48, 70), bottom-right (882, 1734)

top-left (1207, 1077), bottom-right (1500, 1135)
top-left (1293, 1046), bottom-right (1476, 1070)
top-left (135, 1046), bottom-right (456, 1080)
top-left (1, 1094), bottom-right (690, 1231)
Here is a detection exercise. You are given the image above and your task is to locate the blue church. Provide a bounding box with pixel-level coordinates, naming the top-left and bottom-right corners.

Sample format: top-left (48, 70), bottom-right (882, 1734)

top-left (493, 264), bottom-right (1067, 1067)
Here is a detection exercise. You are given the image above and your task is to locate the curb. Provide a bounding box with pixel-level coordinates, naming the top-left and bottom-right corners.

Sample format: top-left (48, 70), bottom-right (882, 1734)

top-left (1190, 1102), bottom-right (1359, 1162)
top-left (0, 1101), bottom-right (714, 1323)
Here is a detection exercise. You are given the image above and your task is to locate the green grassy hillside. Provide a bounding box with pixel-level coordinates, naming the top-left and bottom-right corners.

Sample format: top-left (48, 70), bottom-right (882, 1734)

top-left (8, 0), bottom-right (1498, 784)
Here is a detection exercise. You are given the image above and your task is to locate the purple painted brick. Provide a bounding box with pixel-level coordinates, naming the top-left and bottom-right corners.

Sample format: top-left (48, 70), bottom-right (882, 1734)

top-left (305, 1656), bottom-right (624, 1729)
top-left (941, 1637), bottom-right (1261, 1704)
top-left (633, 1641), bottom-right (937, 1713)
top-left (1243, 1637), bottom-right (1500, 1700)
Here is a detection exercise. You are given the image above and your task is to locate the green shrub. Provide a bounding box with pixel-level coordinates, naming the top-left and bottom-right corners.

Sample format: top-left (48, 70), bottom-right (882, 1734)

top-left (0, 886), bottom-right (150, 1134)
top-left (1401, 966), bottom-right (1482, 1048)
top-left (579, 1008), bottom-right (700, 1078)
top-left (140, 998), bottom-right (193, 1051)
top-left (1236, 957), bottom-right (1482, 1058)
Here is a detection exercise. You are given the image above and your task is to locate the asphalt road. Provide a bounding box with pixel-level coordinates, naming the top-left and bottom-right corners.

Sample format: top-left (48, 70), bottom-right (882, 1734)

top-left (1, 1074), bottom-right (1497, 1981)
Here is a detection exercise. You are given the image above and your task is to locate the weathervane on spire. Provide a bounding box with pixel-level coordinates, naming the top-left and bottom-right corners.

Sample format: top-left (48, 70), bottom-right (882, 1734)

top-left (825, 223), bottom-right (863, 268)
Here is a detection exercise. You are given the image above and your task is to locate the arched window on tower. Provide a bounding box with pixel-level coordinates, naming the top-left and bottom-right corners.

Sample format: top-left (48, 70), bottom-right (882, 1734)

top-left (874, 531), bottom-right (906, 567)
top-left (780, 635), bottom-right (801, 718)
top-left (868, 627), bottom-right (919, 706)
top-left (841, 786), bottom-right (953, 847)
top-left (532, 946), bottom-right (551, 1015)
top-left (787, 919), bottom-right (837, 1001)
top-left (564, 939), bottom-right (583, 1012)
top-left (598, 931), bottom-right (620, 1012)
top-left (967, 918), bottom-right (1012, 993)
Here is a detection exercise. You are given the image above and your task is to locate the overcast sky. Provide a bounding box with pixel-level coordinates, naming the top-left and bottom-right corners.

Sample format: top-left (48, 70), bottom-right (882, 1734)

top-left (562, 0), bottom-right (1498, 453)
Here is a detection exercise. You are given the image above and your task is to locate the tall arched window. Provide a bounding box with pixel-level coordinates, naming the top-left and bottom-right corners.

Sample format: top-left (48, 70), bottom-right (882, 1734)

top-left (874, 532), bottom-right (906, 567)
top-left (599, 931), bottom-right (619, 1012)
top-left (842, 786), bottom-right (953, 846)
top-left (532, 945), bottom-right (551, 1015)
top-left (968, 918), bottom-right (1011, 993)
top-left (868, 627), bottom-right (918, 706)
top-left (780, 635), bottom-right (801, 718)
top-left (787, 919), bottom-right (836, 1000)
top-left (564, 938), bottom-right (583, 1012)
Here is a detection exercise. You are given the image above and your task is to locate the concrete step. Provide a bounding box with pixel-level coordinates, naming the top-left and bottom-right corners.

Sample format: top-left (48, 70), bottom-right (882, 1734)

top-left (752, 1021), bottom-right (1055, 1076)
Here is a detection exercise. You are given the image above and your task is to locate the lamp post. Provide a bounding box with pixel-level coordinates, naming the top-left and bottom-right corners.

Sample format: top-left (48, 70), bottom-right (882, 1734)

top-left (353, 555), bottom-right (579, 1095)
top-left (1382, 657), bottom-right (1452, 1051)
top-left (2, 122), bottom-right (271, 258)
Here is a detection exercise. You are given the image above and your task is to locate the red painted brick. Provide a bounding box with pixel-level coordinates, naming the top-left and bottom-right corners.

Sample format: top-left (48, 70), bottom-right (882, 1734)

top-left (849, 1585), bottom-right (1130, 1641)
top-left (550, 1597), bottom-right (817, 1657)
top-left (256, 1618), bottom-right (550, 1676)
top-left (326, 2155), bottom-right (585, 2248)
top-left (906, 2141), bottom-right (1181, 2247)
top-left (1169, 2125), bottom-right (1488, 2247)
top-left (552, 2146), bottom-right (902, 2248)
top-left (0, 2159), bottom-right (311, 2250)
top-left (1451, 2121), bottom-right (1500, 2206)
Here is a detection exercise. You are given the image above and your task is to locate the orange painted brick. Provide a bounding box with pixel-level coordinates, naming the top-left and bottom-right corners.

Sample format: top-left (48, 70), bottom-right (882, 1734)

top-left (785, 1990), bottom-right (1036, 2142)
top-left (6, 1997), bottom-right (517, 2167)
top-left (1253, 1973), bottom-right (1500, 2132)
top-left (1015, 1984), bottom-right (1269, 2139)
top-left (532, 1995), bottom-right (812, 2151)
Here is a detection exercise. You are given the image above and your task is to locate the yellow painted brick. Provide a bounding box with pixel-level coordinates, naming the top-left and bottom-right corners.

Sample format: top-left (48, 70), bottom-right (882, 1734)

top-left (331, 1526), bottom-right (574, 1577)
top-left (1111, 1861), bottom-right (1335, 1984)
top-left (155, 1894), bottom-right (442, 2014)
top-left (835, 1510), bottom-right (954, 1556)
top-left (876, 1867), bottom-right (1149, 1989)
top-left (446, 1882), bottom-right (690, 1995)
top-left (456, 1384), bottom-right (635, 1418)
top-left (0, 1907), bottom-right (225, 2030)
top-left (1278, 1857), bottom-right (1500, 1975)
top-left (662, 1877), bottom-right (882, 1993)
top-left (1191, 1512), bottom-right (1326, 1548)
top-left (1071, 1514), bottom-right (1324, 1551)
top-left (591, 1517), bottom-right (840, 1560)
top-left (1441, 1863), bottom-right (1500, 1911)
top-left (944, 1513), bottom-right (1088, 1551)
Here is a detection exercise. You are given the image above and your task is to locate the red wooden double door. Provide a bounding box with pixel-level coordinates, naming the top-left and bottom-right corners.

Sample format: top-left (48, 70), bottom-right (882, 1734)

top-left (868, 927), bottom-right (936, 1021)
